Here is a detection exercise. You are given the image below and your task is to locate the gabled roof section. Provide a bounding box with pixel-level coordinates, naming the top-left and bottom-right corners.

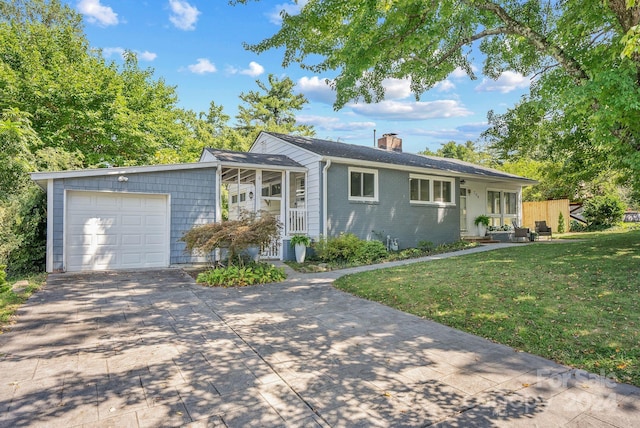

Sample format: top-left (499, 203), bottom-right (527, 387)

top-left (203, 148), bottom-right (303, 168)
top-left (265, 132), bottom-right (536, 183)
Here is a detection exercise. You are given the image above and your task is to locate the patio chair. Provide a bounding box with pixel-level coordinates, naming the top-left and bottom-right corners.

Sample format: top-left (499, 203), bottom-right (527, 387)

top-left (512, 226), bottom-right (530, 242)
top-left (535, 221), bottom-right (552, 240)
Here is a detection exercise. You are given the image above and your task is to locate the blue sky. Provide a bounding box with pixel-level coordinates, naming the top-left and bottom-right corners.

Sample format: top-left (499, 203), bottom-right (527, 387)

top-left (70, 0), bottom-right (532, 153)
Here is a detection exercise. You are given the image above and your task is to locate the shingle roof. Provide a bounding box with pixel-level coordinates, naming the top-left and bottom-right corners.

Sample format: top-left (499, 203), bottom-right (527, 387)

top-left (204, 148), bottom-right (303, 168)
top-left (265, 132), bottom-right (535, 183)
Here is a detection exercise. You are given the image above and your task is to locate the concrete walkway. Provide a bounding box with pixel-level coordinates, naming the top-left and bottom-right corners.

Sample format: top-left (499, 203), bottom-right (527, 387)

top-left (1, 244), bottom-right (638, 427)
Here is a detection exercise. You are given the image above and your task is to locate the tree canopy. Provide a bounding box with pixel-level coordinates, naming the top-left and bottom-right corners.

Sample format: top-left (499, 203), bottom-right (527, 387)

top-left (0, 0), bottom-right (199, 167)
top-left (240, 0), bottom-right (640, 198)
top-left (235, 73), bottom-right (315, 146)
top-left (420, 141), bottom-right (493, 166)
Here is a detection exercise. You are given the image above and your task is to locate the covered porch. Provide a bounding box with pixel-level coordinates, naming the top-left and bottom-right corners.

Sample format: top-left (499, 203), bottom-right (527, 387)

top-left (459, 178), bottom-right (525, 239)
top-left (204, 149), bottom-right (308, 260)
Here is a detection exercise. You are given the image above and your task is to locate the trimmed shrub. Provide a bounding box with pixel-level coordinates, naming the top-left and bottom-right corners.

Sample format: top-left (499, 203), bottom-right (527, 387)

top-left (196, 263), bottom-right (286, 287)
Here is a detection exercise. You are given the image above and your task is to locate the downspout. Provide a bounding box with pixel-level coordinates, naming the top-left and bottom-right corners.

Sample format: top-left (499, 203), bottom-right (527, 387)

top-left (322, 159), bottom-right (332, 237)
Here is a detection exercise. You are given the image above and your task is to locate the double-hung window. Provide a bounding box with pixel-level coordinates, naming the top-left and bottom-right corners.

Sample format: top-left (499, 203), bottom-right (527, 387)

top-left (349, 167), bottom-right (378, 202)
top-left (410, 174), bottom-right (455, 205)
top-left (434, 180), bottom-right (452, 203)
top-left (410, 178), bottom-right (430, 202)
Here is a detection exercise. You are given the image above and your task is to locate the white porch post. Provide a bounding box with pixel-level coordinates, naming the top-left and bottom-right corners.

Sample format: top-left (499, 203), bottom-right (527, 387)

top-left (255, 170), bottom-right (262, 216)
top-left (236, 167), bottom-right (241, 219)
top-left (284, 170), bottom-right (291, 236)
top-left (280, 171), bottom-right (286, 229)
top-left (215, 168), bottom-right (222, 222)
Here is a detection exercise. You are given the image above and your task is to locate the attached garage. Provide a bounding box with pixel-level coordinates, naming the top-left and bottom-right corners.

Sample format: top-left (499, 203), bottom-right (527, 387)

top-left (65, 191), bottom-right (170, 272)
top-left (31, 162), bottom-right (219, 273)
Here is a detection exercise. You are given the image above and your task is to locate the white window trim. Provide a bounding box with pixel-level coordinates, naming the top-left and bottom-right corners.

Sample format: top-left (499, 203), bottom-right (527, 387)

top-left (409, 174), bottom-right (456, 206)
top-left (348, 167), bottom-right (379, 202)
top-left (487, 188), bottom-right (519, 225)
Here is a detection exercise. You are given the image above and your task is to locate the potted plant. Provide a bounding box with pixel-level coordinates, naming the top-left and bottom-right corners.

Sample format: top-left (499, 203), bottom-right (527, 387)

top-left (474, 215), bottom-right (490, 237)
top-left (290, 235), bottom-right (311, 263)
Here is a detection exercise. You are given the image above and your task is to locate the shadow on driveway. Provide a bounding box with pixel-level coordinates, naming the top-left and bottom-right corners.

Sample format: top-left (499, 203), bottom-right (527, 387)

top-left (0, 269), bottom-right (638, 427)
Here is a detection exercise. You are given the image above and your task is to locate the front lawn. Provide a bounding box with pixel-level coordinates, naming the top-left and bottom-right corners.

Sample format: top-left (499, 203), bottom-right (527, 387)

top-left (0, 273), bottom-right (46, 333)
top-left (334, 230), bottom-right (640, 386)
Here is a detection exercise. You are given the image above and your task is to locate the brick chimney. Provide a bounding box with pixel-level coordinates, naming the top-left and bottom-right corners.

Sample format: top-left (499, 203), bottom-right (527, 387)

top-left (377, 133), bottom-right (402, 152)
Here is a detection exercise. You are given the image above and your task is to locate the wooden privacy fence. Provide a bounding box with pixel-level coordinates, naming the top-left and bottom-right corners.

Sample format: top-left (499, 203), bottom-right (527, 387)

top-left (522, 199), bottom-right (570, 233)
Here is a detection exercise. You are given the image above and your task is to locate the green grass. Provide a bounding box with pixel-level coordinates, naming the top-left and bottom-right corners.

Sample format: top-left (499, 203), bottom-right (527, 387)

top-left (0, 273), bottom-right (47, 333)
top-left (334, 230), bottom-right (640, 386)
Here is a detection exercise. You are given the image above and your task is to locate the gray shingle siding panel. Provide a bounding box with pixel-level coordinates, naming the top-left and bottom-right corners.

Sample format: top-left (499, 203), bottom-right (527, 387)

top-left (326, 164), bottom-right (460, 248)
top-left (50, 167), bottom-right (217, 271)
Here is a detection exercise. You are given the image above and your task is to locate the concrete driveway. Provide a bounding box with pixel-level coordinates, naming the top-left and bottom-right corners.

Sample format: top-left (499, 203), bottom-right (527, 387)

top-left (1, 265), bottom-right (639, 427)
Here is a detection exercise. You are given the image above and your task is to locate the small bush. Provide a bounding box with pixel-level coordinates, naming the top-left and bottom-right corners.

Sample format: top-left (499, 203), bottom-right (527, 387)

top-left (182, 212), bottom-right (281, 266)
top-left (313, 234), bottom-right (389, 264)
top-left (196, 263), bottom-right (286, 287)
top-left (354, 240), bottom-right (388, 263)
top-left (0, 264), bottom-right (8, 293)
top-left (558, 212), bottom-right (566, 233)
top-left (417, 240), bottom-right (435, 253)
top-left (583, 194), bottom-right (626, 228)
top-left (312, 233), bottom-right (362, 263)
top-left (570, 220), bottom-right (587, 232)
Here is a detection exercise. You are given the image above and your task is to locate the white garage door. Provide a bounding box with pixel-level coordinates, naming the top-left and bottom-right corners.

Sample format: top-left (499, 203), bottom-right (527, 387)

top-left (65, 191), bottom-right (169, 272)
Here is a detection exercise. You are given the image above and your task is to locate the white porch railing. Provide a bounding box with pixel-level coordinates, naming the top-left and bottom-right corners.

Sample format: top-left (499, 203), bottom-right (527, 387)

top-left (288, 208), bottom-right (307, 234)
top-left (260, 239), bottom-right (281, 259)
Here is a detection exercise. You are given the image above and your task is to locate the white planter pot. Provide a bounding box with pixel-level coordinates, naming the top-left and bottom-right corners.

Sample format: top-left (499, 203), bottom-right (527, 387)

top-left (477, 224), bottom-right (487, 237)
top-left (294, 243), bottom-right (307, 263)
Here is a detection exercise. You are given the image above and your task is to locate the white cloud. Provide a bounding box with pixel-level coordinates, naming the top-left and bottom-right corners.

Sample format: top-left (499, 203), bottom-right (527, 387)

top-left (397, 123), bottom-right (488, 152)
top-left (267, 1), bottom-right (308, 25)
top-left (137, 51), bottom-right (157, 61)
top-left (381, 78), bottom-right (411, 99)
top-left (169, 0), bottom-right (200, 31)
top-left (434, 79), bottom-right (455, 92)
top-left (77, 0), bottom-right (119, 26)
top-left (239, 61), bottom-right (265, 77)
top-left (349, 100), bottom-right (473, 120)
top-left (101, 47), bottom-right (157, 61)
top-left (475, 71), bottom-right (530, 93)
top-left (186, 58), bottom-right (217, 74)
top-left (296, 115), bottom-right (375, 132)
top-left (450, 65), bottom-right (478, 79)
top-left (102, 47), bottom-right (125, 58)
top-left (297, 76), bottom-right (335, 104)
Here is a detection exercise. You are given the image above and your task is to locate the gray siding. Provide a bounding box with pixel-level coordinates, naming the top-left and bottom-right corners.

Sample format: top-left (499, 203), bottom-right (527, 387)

top-left (326, 164), bottom-right (460, 248)
top-left (51, 168), bottom-right (217, 271)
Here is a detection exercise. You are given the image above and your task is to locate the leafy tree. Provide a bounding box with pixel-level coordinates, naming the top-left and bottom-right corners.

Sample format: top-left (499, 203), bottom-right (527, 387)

top-left (237, 0), bottom-right (640, 196)
top-left (0, 0), bottom-right (195, 167)
top-left (421, 141), bottom-right (493, 166)
top-left (235, 74), bottom-right (314, 148)
top-left (0, 108), bottom-right (39, 200)
top-left (583, 195), bottom-right (626, 228)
